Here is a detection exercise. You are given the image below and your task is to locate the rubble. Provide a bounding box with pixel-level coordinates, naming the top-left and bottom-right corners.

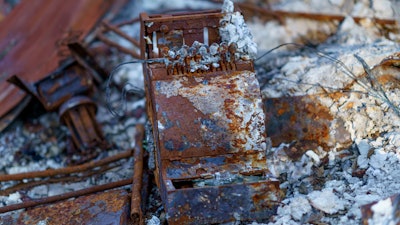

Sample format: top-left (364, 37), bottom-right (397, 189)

top-left (140, 3), bottom-right (281, 223)
top-left (307, 189), bottom-right (346, 214)
top-left (0, 0), bottom-right (125, 132)
top-left (0, 0), bottom-right (400, 224)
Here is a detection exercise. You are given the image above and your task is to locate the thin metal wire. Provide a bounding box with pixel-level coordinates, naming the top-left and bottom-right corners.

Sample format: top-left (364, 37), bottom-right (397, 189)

top-left (106, 58), bottom-right (164, 117)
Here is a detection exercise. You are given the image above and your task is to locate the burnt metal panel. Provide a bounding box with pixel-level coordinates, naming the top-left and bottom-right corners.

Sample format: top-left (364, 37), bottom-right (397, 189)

top-left (10, 190), bottom-right (131, 225)
top-left (166, 181), bottom-right (281, 225)
top-left (264, 95), bottom-right (352, 149)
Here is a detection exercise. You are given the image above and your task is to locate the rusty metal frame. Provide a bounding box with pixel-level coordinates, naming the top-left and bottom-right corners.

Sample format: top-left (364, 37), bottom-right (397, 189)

top-left (140, 10), bottom-right (281, 224)
top-left (0, 0), bottom-right (126, 132)
top-left (8, 61), bottom-right (94, 111)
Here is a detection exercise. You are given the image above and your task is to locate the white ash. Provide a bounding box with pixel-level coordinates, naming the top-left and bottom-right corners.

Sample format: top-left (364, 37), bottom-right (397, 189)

top-left (334, 16), bottom-right (383, 45)
top-left (261, 41), bottom-right (400, 141)
top-left (112, 63), bottom-right (144, 89)
top-left (369, 197), bottom-right (395, 225)
top-left (261, 41), bottom-right (399, 97)
top-left (356, 139), bottom-right (371, 169)
top-left (186, 41), bottom-right (222, 72)
top-left (267, 143), bottom-right (325, 182)
top-left (353, 0), bottom-right (395, 19)
top-left (250, 0), bottom-right (400, 223)
top-left (0, 192), bottom-right (22, 206)
top-left (0, 113), bottom-right (67, 175)
top-left (286, 196), bottom-right (311, 221)
top-left (307, 189), bottom-right (346, 214)
top-left (146, 215), bottom-right (161, 225)
top-left (220, 0), bottom-right (257, 60)
top-left (263, 134), bottom-right (400, 224)
top-left (36, 220), bottom-right (48, 225)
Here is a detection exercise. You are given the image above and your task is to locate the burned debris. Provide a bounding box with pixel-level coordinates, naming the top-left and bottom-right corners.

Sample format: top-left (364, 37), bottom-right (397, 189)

top-left (140, 6), bottom-right (281, 224)
top-left (1, 0), bottom-right (400, 225)
top-left (0, 0), bottom-right (126, 163)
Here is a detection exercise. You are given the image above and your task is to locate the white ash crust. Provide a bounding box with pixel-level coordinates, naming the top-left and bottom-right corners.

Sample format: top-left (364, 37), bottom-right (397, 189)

top-left (220, 0), bottom-right (258, 60)
top-left (252, 0), bottom-right (400, 224)
top-left (307, 189), bottom-right (346, 214)
top-left (369, 197), bottom-right (395, 225)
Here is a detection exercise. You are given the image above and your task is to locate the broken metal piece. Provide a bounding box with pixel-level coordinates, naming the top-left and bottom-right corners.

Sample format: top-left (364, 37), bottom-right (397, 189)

top-left (0, 0), bottom-right (123, 131)
top-left (9, 62), bottom-right (94, 111)
top-left (68, 42), bottom-right (109, 84)
top-left (264, 94), bottom-right (352, 149)
top-left (0, 95), bottom-right (31, 132)
top-left (0, 149), bottom-right (132, 183)
top-left (140, 9), bottom-right (281, 224)
top-left (131, 124), bottom-right (145, 225)
top-left (59, 95), bottom-right (106, 153)
top-left (8, 59), bottom-right (107, 156)
top-left (1, 189), bottom-right (132, 225)
top-left (0, 179), bottom-right (132, 215)
top-left (95, 19), bottom-right (142, 59)
top-left (96, 32), bottom-right (141, 59)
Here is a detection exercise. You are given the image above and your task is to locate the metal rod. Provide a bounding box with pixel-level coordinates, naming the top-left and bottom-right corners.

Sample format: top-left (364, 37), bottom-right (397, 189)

top-left (0, 163), bottom-right (121, 196)
top-left (96, 33), bottom-right (141, 59)
top-left (102, 21), bottom-right (141, 48)
top-left (114, 17), bottom-right (140, 27)
top-left (0, 149), bottom-right (132, 182)
top-left (131, 124), bottom-right (145, 224)
top-left (0, 178), bottom-right (133, 214)
top-left (237, 2), bottom-right (398, 26)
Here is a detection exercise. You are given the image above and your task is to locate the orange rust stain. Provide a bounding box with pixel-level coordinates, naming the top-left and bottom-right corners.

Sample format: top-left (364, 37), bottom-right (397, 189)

top-left (304, 102), bottom-right (333, 120)
top-left (232, 138), bottom-right (247, 148)
top-left (277, 108), bottom-right (286, 116)
top-left (17, 190), bottom-right (130, 225)
top-left (328, 91), bottom-right (346, 100)
top-left (276, 102), bottom-right (289, 116)
top-left (224, 98), bottom-right (242, 132)
top-left (377, 74), bottom-right (400, 88)
top-left (305, 124), bottom-right (330, 144)
top-left (346, 101), bottom-right (354, 109)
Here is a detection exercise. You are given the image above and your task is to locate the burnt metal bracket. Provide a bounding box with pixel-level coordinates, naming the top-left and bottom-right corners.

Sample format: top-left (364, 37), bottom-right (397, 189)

top-left (68, 42), bottom-right (108, 84)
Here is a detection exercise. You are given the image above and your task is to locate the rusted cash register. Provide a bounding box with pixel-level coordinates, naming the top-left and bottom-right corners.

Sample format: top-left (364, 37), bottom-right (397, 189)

top-left (140, 1), bottom-right (281, 224)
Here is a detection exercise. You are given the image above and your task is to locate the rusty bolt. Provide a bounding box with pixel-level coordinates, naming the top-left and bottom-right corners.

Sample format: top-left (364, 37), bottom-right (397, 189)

top-left (160, 24), bottom-right (169, 33)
